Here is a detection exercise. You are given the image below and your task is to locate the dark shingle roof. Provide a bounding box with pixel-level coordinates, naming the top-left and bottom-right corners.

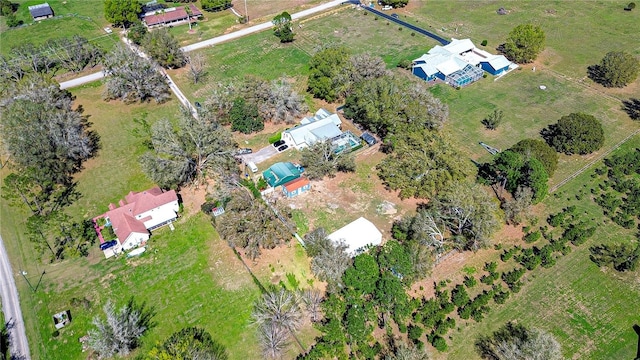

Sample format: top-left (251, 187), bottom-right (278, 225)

top-left (28, 3), bottom-right (53, 18)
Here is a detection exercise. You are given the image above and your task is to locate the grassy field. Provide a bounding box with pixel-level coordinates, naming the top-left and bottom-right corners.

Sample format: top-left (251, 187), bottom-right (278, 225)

top-left (430, 68), bottom-right (638, 187)
top-left (0, 0), bottom-right (118, 55)
top-left (408, 1), bottom-right (640, 82)
top-left (170, 6), bottom-right (440, 101)
top-left (438, 136), bottom-right (640, 360)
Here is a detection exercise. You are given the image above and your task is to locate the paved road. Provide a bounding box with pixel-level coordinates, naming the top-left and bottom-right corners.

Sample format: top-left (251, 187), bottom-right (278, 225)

top-left (59, 0), bottom-right (350, 90)
top-left (0, 235), bottom-right (30, 360)
top-left (241, 145), bottom-right (279, 165)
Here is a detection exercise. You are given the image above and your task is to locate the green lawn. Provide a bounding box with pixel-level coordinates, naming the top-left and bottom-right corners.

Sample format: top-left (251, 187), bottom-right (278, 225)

top-left (442, 136), bottom-right (640, 360)
top-left (410, 1), bottom-right (640, 81)
top-left (431, 68), bottom-right (637, 187)
top-left (1, 0), bottom-right (118, 55)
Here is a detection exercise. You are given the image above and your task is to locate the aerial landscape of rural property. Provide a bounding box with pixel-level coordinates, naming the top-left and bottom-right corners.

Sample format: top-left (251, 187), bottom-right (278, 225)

top-left (1, 0), bottom-right (639, 359)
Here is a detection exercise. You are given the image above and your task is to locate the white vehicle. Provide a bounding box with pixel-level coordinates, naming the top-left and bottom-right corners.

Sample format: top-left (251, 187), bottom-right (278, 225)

top-left (247, 161), bottom-right (258, 173)
top-left (382, 5), bottom-right (392, 11)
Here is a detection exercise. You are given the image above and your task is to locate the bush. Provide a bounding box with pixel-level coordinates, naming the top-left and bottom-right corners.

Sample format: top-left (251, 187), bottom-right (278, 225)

top-left (408, 325), bottom-right (424, 341)
top-left (628, 2), bottom-right (637, 9)
top-left (481, 39), bottom-right (488, 46)
top-left (588, 51), bottom-right (640, 87)
top-left (463, 275), bottom-right (477, 288)
top-left (523, 231), bottom-right (542, 243)
top-left (397, 59), bottom-right (412, 70)
top-left (268, 132), bottom-right (282, 144)
top-left (432, 335), bottom-right (448, 351)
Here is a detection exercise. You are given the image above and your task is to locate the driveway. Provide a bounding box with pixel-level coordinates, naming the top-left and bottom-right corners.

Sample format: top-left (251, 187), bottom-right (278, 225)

top-left (241, 145), bottom-right (279, 164)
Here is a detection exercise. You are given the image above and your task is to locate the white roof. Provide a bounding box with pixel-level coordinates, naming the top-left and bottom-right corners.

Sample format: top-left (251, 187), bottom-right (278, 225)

top-left (484, 55), bottom-right (512, 70)
top-left (437, 58), bottom-right (465, 76)
top-left (328, 217), bottom-right (382, 257)
top-left (284, 110), bottom-right (342, 147)
top-left (443, 38), bottom-right (476, 55)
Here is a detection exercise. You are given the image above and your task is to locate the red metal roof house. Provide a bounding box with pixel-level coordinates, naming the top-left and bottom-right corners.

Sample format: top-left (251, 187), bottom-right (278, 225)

top-left (142, 4), bottom-right (203, 28)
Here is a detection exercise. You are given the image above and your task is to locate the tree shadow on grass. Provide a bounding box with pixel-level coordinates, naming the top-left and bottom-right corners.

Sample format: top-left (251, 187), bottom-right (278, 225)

top-left (634, 324), bottom-right (640, 360)
top-left (622, 98), bottom-right (640, 121)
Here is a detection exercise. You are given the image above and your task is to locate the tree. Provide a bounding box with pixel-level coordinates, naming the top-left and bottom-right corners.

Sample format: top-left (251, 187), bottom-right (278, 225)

top-left (300, 289), bottom-right (324, 322)
top-left (304, 228), bottom-right (352, 290)
top-left (252, 288), bottom-right (304, 356)
top-left (49, 35), bottom-right (103, 73)
top-left (186, 52), bottom-right (207, 84)
top-left (103, 45), bottom-right (171, 103)
top-left (425, 181), bottom-right (501, 251)
top-left (380, 0), bottom-right (409, 8)
top-left (0, 0), bottom-right (16, 16)
top-left (127, 21), bottom-right (148, 45)
top-left (475, 322), bottom-right (562, 360)
top-left (214, 190), bottom-right (292, 259)
top-left (201, 0), bottom-right (231, 12)
top-left (273, 11), bottom-right (294, 43)
top-left (481, 109), bottom-right (503, 130)
top-left (502, 24), bottom-right (545, 64)
top-left (140, 109), bottom-right (237, 188)
top-left (257, 322), bottom-right (289, 359)
top-left (343, 253), bottom-right (380, 295)
top-left (589, 242), bottom-right (640, 272)
top-left (622, 98), bottom-right (640, 120)
top-left (142, 28), bottom-right (186, 69)
top-left (4, 10), bottom-right (20, 27)
top-left (588, 51), bottom-right (640, 87)
top-left (88, 297), bottom-right (156, 359)
top-left (300, 140), bottom-right (356, 180)
top-left (510, 138), bottom-right (559, 176)
top-left (229, 97), bottom-right (264, 134)
top-left (376, 129), bottom-right (472, 199)
top-left (385, 342), bottom-right (430, 360)
top-left (502, 186), bottom-right (534, 225)
top-left (344, 75), bottom-right (448, 138)
top-left (542, 113), bottom-right (604, 155)
top-left (242, 77), bottom-right (308, 124)
top-left (479, 150), bottom-right (549, 203)
top-left (1, 321), bottom-right (9, 360)
top-left (0, 75), bottom-right (99, 188)
top-left (144, 327), bottom-right (228, 360)
top-left (308, 46), bottom-right (351, 102)
top-left (104, 0), bottom-right (142, 28)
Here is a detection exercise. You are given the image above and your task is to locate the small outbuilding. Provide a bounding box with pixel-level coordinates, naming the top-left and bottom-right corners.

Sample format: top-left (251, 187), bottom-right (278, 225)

top-left (263, 162), bottom-right (304, 188)
top-left (29, 3), bottom-right (54, 21)
top-left (282, 177), bottom-right (310, 198)
top-left (328, 217), bottom-right (383, 257)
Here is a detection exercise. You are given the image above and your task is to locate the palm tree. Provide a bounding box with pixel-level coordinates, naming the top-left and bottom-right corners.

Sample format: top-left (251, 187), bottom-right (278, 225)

top-left (252, 288), bottom-right (304, 353)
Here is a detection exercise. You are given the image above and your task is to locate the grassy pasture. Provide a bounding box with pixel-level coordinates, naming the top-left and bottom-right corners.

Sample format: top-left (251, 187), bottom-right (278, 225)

top-left (438, 136), bottom-right (640, 360)
top-left (431, 68), bottom-right (638, 187)
top-left (409, 1), bottom-right (640, 81)
top-left (0, 0), bottom-right (118, 55)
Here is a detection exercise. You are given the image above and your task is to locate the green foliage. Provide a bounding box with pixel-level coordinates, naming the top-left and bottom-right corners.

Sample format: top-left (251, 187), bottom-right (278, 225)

top-left (589, 51), bottom-right (640, 87)
top-left (542, 113), bottom-right (604, 155)
top-left (502, 23), bottom-right (546, 63)
top-left (127, 21), bottom-right (148, 45)
top-left (431, 335), bottom-right (447, 351)
top-left (451, 284), bottom-right (470, 307)
top-left (104, 0), bottom-right (142, 28)
top-left (300, 141), bottom-right (356, 180)
top-left (268, 132), bottom-right (282, 144)
top-left (0, 0), bottom-right (14, 16)
top-left (273, 12), bottom-right (294, 43)
top-left (479, 151), bottom-right (549, 203)
top-left (343, 253), bottom-right (380, 294)
top-left (590, 242), bottom-right (640, 272)
top-left (230, 97), bottom-right (264, 134)
top-left (377, 240), bottom-right (414, 282)
top-left (463, 275), bottom-right (477, 288)
top-left (481, 39), bottom-right (488, 46)
top-left (523, 231), bottom-right (541, 243)
top-left (481, 109), bottom-right (503, 130)
top-left (510, 138), bottom-right (559, 176)
top-left (307, 46), bottom-right (351, 102)
top-left (501, 268), bottom-right (526, 292)
top-left (377, 129), bottom-right (473, 199)
top-left (142, 28), bottom-right (186, 69)
top-left (626, 2), bottom-right (637, 10)
top-left (144, 327), bottom-right (228, 360)
top-left (5, 10), bottom-right (20, 27)
top-left (380, 0), bottom-right (409, 8)
top-left (201, 0), bottom-right (232, 12)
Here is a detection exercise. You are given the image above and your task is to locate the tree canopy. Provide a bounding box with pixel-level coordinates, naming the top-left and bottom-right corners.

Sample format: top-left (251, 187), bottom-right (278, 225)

top-left (307, 46), bottom-right (351, 102)
top-left (475, 322), bottom-right (562, 360)
top-left (542, 112), bottom-right (604, 155)
top-left (102, 45), bottom-right (171, 103)
top-left (229, 97), bottom-right (264, 134)
top-left (502, 24), bottom-right (545, 64)
top-left (510, 138), bottom-right (559, 176)
top-left (139, 109), bottom-right (237, 188)
top-left (588, 51), bottom-right (640, 88)
top-left (300, 141), bottom-right (356, 180)
top-left (104, 0), bottom-right (142, 28)
top-left (201, 0), bottom-right (232, 12)
top-left (273, 11), bottom-right (294, 43)
top-left (344, 75), bottom-right (448, 139)
top-left (145, 327), bottom-right (228, 360)
top-left (376, 129), bottom-right (472, 199)
top-left (141, 28), bottom-right (186, 69)
top-left (479, 150), bottom-right (549, 203)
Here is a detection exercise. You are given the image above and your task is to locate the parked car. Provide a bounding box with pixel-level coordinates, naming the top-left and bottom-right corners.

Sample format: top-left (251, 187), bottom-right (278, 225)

top-left (361, 132), bottom-right (377, 146)
top-left (391, 13), bottom-right (399, 19)
top-left (277, 144), bottom-right (289, 152)
top-left (236, 148), bottom-right (252, 155)
top-left (273, 140), bottom-right (286, 148)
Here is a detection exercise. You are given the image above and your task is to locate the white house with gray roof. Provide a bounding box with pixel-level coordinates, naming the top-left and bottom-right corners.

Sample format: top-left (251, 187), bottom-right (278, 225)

top-left (281, 109), bottom-right (343, 150)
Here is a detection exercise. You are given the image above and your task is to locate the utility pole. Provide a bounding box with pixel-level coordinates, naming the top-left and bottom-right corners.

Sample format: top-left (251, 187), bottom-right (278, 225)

top-left (244, 0), bottom-right (248, 22)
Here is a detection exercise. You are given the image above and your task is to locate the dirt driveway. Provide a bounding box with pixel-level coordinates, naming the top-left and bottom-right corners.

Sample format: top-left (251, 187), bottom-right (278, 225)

top-left (241, 144), bottom-right (279, 164)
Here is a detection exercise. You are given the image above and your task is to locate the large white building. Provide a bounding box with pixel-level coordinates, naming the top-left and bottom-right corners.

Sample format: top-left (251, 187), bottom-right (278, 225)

top-left (281, 109), bottom-right (343, 150)
top-left (328, 217), bottom-right (383, 257)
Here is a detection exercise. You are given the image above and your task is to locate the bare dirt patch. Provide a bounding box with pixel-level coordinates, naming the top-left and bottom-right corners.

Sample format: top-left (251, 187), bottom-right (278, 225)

top-left (232, 0), bottom-right (324, 23)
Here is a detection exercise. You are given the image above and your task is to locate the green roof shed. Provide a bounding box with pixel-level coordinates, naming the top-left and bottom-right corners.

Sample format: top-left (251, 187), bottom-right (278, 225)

top-left (263, 162), bottom-right (303, 188)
